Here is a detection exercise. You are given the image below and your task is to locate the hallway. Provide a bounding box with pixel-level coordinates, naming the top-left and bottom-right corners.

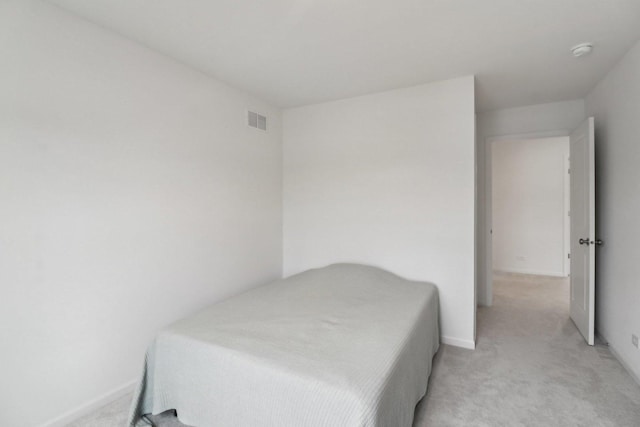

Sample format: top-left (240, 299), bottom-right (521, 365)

top-left (415, 273), bottom-right (640, 426)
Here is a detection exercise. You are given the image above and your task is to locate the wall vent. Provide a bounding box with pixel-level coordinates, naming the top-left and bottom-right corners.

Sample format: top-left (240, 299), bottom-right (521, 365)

top-left (248, 111), bottom-right (267, 131)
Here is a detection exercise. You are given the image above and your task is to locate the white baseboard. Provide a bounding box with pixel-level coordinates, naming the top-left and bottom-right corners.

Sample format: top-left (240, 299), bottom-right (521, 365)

top-left (39, 379), bottom-right (137, 427)
top-left (607, 342), bottom-right (640, 388)
top-left (493, 268), bottom-right (566, 278)
top-left (441, 335), bottom-right (476, 350)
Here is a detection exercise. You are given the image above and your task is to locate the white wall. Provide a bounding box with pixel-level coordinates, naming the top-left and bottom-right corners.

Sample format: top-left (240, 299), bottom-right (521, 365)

top-left (492, 137), bottom-right (569, 276)
top-left (283, 77), bottom-right (476, 348)
top-left (476, 100), bottom-right (586, 304)
top-left (585, 39), bottom-right (640, 383)
top-left (0, 2), bottom-right (282, 426)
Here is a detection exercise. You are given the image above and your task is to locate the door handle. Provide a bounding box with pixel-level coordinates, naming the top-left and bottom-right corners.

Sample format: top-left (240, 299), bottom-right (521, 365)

top-left (579, 238), bottom-right (604, 246)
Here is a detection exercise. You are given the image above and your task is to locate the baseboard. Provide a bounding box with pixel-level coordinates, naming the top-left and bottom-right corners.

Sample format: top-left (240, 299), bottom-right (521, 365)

top-left (493, 268), bottom-right (566, 278)
top-left (607, 342), bottom-right (640, 388)
top-left (441, 336), bottom-right (476, 350)
top-left (39, 379), bottom-right (137, 427)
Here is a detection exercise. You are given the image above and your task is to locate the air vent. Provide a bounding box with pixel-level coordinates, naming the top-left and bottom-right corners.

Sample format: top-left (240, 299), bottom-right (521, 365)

top-left (248, 111), bottom-right (267, 131)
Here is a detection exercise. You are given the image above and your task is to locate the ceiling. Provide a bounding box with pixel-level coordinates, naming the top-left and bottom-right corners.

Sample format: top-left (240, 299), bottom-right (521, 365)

top-left (49, 0), bottom-right (640, 112)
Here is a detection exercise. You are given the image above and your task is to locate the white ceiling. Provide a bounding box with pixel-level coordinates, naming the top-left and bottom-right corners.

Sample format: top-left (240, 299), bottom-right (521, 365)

top-left (49, 0), bottom-right (640, 112)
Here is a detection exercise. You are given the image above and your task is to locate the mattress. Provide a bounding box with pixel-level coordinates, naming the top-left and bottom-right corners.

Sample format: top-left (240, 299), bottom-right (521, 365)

top-left (128, 263), bottom-right (439, 427)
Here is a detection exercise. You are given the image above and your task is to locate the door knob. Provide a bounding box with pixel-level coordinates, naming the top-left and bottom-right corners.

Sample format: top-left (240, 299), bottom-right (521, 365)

top-left (579, 238), bottom-right (590, 245)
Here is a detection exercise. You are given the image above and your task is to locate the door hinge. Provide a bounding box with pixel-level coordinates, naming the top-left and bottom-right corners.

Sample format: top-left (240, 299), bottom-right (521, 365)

top-left (568, 253), bottom-right (571, 259)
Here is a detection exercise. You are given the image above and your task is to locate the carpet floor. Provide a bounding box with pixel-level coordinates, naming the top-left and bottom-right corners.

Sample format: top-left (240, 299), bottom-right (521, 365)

top-left (69, 273), bottom-right (640, 426)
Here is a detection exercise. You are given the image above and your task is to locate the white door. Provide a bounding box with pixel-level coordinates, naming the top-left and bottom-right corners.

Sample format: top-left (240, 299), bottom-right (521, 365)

top-left (569, 117), bottom-right (596, 345)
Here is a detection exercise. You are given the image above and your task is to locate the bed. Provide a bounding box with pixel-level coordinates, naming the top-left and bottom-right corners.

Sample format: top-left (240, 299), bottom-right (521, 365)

top-left (128, 263), bottom-right (439, 427)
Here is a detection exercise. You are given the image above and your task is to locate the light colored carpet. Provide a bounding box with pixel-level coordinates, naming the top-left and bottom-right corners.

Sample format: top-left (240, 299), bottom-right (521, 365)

top-left (414, 273), bottom-right (640, 426)
top-left (68, 273), bottom-right (640, 426)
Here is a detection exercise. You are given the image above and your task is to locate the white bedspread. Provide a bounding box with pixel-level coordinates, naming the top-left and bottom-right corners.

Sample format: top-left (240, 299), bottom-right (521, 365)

top-left (128, 263), bottom-right (439, 427)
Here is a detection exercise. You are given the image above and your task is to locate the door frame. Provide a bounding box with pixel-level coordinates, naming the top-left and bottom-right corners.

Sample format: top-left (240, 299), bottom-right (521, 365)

top-left (563, 151), bottom-right (571, 276)
top-left (484, 130), bottom-right (570, 306)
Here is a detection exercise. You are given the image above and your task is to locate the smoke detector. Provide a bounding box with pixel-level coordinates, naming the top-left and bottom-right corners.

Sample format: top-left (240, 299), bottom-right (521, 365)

top-left (571, 43), bottom-right (593, 57)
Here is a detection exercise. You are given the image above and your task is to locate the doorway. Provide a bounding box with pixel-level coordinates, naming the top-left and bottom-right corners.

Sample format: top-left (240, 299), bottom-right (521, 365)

top-left (491, 136), bottom-right (570, 278)
top-left (482, 119), bottom-right (596, 346)
top-left (487, 135), bottom-right (571, 311)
